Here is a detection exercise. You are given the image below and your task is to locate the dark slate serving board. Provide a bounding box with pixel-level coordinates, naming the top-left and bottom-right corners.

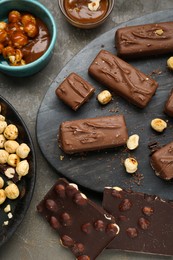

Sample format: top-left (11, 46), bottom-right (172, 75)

top-left (36, 10), bottom-right (173, 197)
top-left (0, 95), bottom-right (36, 247)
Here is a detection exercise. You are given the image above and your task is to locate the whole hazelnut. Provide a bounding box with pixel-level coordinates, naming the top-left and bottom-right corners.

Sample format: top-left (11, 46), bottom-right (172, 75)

top-left (5, 183), bottom-right (20, 199)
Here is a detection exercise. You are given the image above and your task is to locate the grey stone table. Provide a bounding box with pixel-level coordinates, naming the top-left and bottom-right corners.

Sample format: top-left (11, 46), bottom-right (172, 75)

top-left (1, 0), bottom-right (173, 259)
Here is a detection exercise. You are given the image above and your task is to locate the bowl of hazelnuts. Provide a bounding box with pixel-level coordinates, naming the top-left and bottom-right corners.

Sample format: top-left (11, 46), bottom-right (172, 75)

top-left (0, 0), bottom-right (57, 77)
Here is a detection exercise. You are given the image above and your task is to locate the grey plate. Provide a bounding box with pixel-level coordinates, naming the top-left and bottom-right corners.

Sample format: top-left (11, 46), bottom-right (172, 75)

top-left (36, 9), bottom-right (173, 197)
top-left (0, 95), bottom-right (36, 247)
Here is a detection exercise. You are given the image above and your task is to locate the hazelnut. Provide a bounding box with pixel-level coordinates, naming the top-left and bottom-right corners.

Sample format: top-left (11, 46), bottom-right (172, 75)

top-left (88, 0), bottom-right (100, 11)
top-left (4, 124), bottom-right (18, 140)
top-left (0, 134), bottom-right (6, 148)
top-left (7, 153), bottom-right (20, 167)
top-left (167, 56), bottom-right (173, 70)
top-left (16, 143), bottom-right (30, 159)
top-left (5, 183), bottom-right (20, 199)
top-left (0, 121), bottom-right (7, 134)
top-left (8, 212), bottom-right (13, 219)
top-left (11, 31), bottom-right (28, 48)
top-left (0, 115), bottom-right (5, 121)
top-left (4, 167), bottom-right (15, 179)
top-left (0, 29), bottom-right (7, 43)
top-left (126, 134), bottom-right (139, 150)
top-left (16, 159), bottom-right (29, 177)
top-left (150, 118), bottom-right (167, 132)
top-left (21, 14), bottom-right (36, 26)
top-left (24, 22), bottom-right (38, 38)
top-left (4, 140), bottom-right (19, 153)
top-left (0, 22), bottom-right (7, 30)
top-left (0, 189), bottom-right (6, 205)
top-left (0, 177), bottom-right (4, 189)
top-left (155, 29), bottom-right (164, 36)
top-left (4, 204), bottom-right (11, 213)
top-left (8, 11), bottom-right (21, 23)
top-left (0, 149), bottom-right (9, 164)
top-left (97, 90), bottom-right (112, 105)
top-left (124, 157), bottom-right (138, 174)
top-left (2, 46), bottom-right (16, 59)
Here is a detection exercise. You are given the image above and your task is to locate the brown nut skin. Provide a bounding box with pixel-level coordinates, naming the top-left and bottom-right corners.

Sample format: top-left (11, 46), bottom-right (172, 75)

top-left (8, 11), bottom-right (21, 23)
top-left (24, 22), bottom-right (38, 38)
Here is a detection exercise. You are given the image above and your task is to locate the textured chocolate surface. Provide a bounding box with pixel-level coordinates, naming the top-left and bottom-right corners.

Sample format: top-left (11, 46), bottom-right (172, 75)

top-left (115, 22), bottom-right (173, 59)
top-left (103, 187), bottom-right (173, 256)
top-left (58, 114), bottom-right (128, 154)
top-left (55, 73), bottom-right (95, 111)
top-left (164, 89), bottom-right (173, 117)
top-left (37, 178), bottom-right (119, 260)
top-left (88, 50), bottom-right (158, 108)
top-left (150, 141), bottom-right (173, 180)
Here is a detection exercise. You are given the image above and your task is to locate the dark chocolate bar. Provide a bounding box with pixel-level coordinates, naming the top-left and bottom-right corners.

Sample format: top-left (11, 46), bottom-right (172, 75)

top-left (37, 178), bottom-right (119, 260)
top-left (58, 114), bottom-right (128, 154)
top-left (164, 89), bottom-right (173, 117)
top-left (103, 186), bottom-right (173, 256)
top-left (150, 141), bottom-right (173, 180)
top-left (115, 22), bottom-right (173, 59)
top-left (88, 50), bottom-right (158, 108)
top-left (55, 73), bottom-right (95, 111)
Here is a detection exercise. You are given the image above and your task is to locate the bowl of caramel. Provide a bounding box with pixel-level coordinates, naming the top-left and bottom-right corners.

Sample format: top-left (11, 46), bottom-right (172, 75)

top-left (0, 0), bottom-right (57, 77)
top-left (58, 0), bottom-right (114, 29)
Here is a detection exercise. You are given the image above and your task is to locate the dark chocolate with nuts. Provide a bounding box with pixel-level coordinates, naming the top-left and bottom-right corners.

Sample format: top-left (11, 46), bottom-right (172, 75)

top-left (150, 141), bottom-right (173, 180)
top-left (103, 187), bottom-right (173, 256)
top-left (37, 178), bottom-right (119, 260)
top-left (88, 50), bottom-right (158, 108)
top-left (55, 73), bottom-right (95, 111)
top-left (164, 89), bottom-right (173, 117)
top-left (58, 114), bottom-right (128, 154)
top-left (115, 22), bottom-right (173, 59)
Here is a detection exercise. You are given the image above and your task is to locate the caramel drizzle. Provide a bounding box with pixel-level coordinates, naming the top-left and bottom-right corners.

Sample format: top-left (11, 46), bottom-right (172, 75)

top-left (67, 78), bottom-right (89, 98)
top-left (100, 56), bottom-right (153, 96)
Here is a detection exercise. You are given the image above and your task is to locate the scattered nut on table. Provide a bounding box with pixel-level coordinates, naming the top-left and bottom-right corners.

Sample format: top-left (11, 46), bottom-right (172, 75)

top-left (97, 90), bottom-right (112, 105)
top-left (167, 56), bottom-right (173, 70)
top-left (126, 134), bottom-right (139, 150)
top-left (151, 118), bottom-right (167, 132)
top-left (124, 157), bottom-right (138, 174)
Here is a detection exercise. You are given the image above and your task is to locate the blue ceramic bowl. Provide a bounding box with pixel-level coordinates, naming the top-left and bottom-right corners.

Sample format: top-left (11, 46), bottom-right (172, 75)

top-left (0, 0), bottom-right (57, 77)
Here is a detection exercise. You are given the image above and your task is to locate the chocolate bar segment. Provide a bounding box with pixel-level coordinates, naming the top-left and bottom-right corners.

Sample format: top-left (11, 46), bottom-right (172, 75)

top-left (103, 187), bottom-right (173, 256)
top-left (150, 141), bottom-right (173, 180)
top-left (55, 73), bottom-right (95, 111)
top-left (115, 22), bottom-right (173, 59)
top-left (37, 178), bottom-right (119, 260)
top-left (164, 89), bottom-right (173, 117)
top-left (58, 114), bottom-right (128, 154)
top-left (88, 50), bottom-right (158, 108)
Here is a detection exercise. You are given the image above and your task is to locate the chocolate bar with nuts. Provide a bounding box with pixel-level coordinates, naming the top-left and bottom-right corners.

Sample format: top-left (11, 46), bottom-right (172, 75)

top-left (164, 89), bottom-right (173, 117)
top-left (58, 114), bottom-right (128, 154)
top-left (88, 50), bottom-right (158, 108)
top-left (55, 73), bottom-right (95, 111)
top-left (103, 186), bottom-right (173, 256)
top-left (37, 178), bottom-right (119, 260)
top-left (150, 141), bottom-right (173, 180)
top-left (115, 22), bottom-right (173, 59)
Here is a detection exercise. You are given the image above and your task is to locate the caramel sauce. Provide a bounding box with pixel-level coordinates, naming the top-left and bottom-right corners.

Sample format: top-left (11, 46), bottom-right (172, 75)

top-left (64, 0), bottom-right (108, 24)
top-left (22, 18), bottom-right (50, 64)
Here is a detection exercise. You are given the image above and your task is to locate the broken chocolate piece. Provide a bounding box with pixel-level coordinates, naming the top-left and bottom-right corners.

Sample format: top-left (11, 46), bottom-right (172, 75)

top-left (164, 89), bottom-right (173, 117)
top-left (115, 22), bottom-right (173, 59)
top-left (103, 187), bottom-right (173, 256)
top-left (58, 114), bottom-right (128, 154)
top-left (55, 73), bottom-right (95, 111)
top-left (88, 50), bottom-right (158, 108)
top-left (150, 141), bottom-right (173, 180)
top-left (37, 178), bottom-right (119, 260)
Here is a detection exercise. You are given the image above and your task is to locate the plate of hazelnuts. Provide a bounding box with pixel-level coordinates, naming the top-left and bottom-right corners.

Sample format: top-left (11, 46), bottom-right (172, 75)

top-left (0, 95), bottom-right (36, 247)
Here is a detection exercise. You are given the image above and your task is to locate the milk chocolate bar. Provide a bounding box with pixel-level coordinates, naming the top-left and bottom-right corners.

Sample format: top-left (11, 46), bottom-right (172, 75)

top-left (37, 178), bottom-right (119, 260)
top-left (150, 141), bottom-right (173, 180)
top-left (164, 89), bottom-right (173, 117)
top-left (115, 22), bottom-right (173, 59)
top-left (59, 114), bottom-right (128, 154)
top-left (103, 187), bottom-right (173, 256)
top-left (88, 50), bottom-right (158, 108)
top-left (55, 73), bottom-right (95, 111)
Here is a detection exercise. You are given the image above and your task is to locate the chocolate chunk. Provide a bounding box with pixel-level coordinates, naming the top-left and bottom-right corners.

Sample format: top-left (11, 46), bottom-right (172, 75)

top-left (37, 178), bottom-right (119, 260)
top-left (102, 187), bottom-right (173, 256)
top-left (164, 89), bottom-right (173, 117)
top-left (88, 50), bottom-right (158, 108)
top-left (58, 114), bottom-right (128, 154)
top-left (150, 141), bottom-right (173, 180)
top-left (115, 22), bottom-right (173, 59)
top-left (55, 73), bottom-right (95, 111)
